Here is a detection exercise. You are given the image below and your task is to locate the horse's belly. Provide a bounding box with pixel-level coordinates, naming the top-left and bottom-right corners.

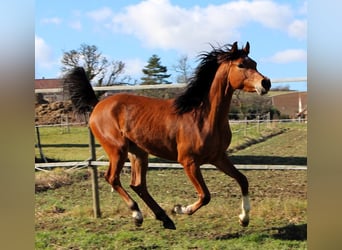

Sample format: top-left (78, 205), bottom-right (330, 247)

top-left (127, 133), bottom-right (178, 162)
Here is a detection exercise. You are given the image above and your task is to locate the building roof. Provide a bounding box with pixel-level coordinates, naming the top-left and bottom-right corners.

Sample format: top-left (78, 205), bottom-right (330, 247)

top-left (272, 91), bottom-right (307, 118)
top-left (35, 78), bottom-right (63, 89)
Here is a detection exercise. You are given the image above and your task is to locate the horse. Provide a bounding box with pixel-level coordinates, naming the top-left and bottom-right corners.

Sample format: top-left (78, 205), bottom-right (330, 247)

top-left (64, 41), bottom-right (271, 230)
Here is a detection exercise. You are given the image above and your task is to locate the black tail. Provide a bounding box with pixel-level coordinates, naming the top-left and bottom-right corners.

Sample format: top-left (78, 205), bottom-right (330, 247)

top-left (63, 67), bottom-right (99, 115)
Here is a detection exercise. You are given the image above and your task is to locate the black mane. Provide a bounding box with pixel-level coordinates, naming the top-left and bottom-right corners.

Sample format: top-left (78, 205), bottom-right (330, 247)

top-left (173, 42), bottom-right (247, 114)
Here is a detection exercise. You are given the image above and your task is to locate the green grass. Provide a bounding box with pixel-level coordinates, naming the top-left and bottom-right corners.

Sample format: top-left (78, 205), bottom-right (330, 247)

top-left (35, 168), bottom-right (307, 249)
top-left (35, 126), bottom-right (92, 161)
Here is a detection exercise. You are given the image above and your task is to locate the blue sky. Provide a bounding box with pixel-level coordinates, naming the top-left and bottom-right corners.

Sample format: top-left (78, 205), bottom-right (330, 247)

top-left (35, 0), bottom-right (307, 90)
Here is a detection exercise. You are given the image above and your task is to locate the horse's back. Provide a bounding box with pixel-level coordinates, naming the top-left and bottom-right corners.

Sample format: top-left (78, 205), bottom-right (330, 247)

top-left (89, 93), bottom-right (179, 159)
top-left (91, 93), bottom-right (174, 122)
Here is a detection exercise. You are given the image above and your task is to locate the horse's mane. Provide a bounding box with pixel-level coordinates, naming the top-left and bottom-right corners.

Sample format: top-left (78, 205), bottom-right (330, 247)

top-left (173, 42), bottom-right (247, 114)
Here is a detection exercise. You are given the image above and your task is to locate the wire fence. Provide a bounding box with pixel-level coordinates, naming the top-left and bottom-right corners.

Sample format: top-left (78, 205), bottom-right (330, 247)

top-left (35, 117), bottom-right (306, 167)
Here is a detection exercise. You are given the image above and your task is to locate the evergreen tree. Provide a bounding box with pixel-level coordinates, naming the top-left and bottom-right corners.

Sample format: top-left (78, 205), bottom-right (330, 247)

top-left (141, 54), bottom-right (171, 85)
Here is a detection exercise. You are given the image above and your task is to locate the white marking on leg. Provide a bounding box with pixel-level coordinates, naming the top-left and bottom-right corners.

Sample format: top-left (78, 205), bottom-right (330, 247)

top-left (182, 205), bottom-right (192, 214)
top-left (173, 205), bottom-right (192, 214)
top-left (239, 195), bottom-right (250, 225)
top-left (132, 210), bottom-right (143, 221)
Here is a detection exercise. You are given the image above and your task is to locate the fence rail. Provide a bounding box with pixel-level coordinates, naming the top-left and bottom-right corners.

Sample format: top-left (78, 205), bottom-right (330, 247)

top-left (35, 161), bottom-right (307, 171)
top-left (35, 77), bottom-right (307, 93)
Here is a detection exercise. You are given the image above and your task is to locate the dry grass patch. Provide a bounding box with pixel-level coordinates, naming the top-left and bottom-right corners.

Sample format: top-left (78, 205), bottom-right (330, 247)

top-left (35, 168), bottom-right (73, 193)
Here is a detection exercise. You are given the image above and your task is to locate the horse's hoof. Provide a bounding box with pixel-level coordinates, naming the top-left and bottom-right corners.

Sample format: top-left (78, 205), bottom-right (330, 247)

top-left (163, 218), bottom-right (176, 230)
top-left (239, 218), bottom-right (249, 227)
top-left (132, 211), bottom-right (143, 227)
top-left (134, 218), bottom-right (143, 227)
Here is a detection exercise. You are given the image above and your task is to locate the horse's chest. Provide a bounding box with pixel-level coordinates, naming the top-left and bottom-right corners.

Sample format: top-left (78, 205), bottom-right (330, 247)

top-left (191, 130), bottom-right (230, 155)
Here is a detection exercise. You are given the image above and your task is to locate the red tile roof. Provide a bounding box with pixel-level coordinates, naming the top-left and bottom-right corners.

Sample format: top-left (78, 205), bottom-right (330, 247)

top-left (272, 92), bottom-right (307, 118)
top-left (34, 78), bottom-right (63, 89)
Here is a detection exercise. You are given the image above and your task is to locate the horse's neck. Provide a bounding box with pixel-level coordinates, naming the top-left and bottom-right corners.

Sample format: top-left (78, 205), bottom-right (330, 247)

top-left (206, 65), bottom-right (233, 129)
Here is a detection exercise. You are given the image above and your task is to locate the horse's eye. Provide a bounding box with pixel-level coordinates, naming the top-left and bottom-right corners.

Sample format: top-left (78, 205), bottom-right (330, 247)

top-left (238, 63), bottom-right (244, 68)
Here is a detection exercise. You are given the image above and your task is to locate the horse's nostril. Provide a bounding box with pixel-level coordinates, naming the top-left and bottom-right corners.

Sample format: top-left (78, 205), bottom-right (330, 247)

top-left (261, 78), bottom-right (271, 90)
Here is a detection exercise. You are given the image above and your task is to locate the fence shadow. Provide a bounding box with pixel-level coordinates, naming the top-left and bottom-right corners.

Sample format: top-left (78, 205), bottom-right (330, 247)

top-left (230, 155), bottom-right (307, 165)
top-left (148, 155), bottom-right (307, 166)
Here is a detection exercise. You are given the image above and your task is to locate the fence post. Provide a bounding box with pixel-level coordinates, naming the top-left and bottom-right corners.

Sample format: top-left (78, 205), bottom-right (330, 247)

top-left (88, 127), bottom-right (101, 218)
top-left (267, 112), bottom-right (271, 128)
top-left (244, 116), bottom-right (247, 136)
top-left (257, 115), bottom-right (260, 133)
top-left (35, 126), bottom-right (47, 163)
top-left (65, 115), bottom-right (70, 133)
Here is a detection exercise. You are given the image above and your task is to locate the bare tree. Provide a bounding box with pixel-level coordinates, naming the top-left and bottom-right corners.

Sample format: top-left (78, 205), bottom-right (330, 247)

top-left (61, 44), bottom-right (126, 86)
top-left (61, 44), bottom-right (108, 81)
top-left (173, 55), bottom-right (192, 83)
top-left (106, 61), bottom-right (126, 85)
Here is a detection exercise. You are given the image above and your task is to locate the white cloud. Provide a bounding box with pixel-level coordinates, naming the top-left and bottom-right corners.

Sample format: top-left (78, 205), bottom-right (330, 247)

top-left (263, 49), bottom-right (307, 64)
top-left (98, 0), bottom-right (303, 54)
top-left (288, 19), bottom-right (307, 40)
top-left (35, 36), bottom-right (54, 68)
top-left (69, 20), bottom-right (82, 31)
top-left (41, 17), bottom-right (62, 25)
top-left (87, 7), bottom-right (113, 22)
top-left (124, 58), bottom-right (145, 77)
top-left (298, 1), bottom-right (308, 15)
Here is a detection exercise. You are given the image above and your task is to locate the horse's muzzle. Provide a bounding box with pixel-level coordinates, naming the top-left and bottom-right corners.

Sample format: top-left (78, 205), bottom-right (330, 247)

top-left (262, 78), bottom-right (271, 91)
top-left (257, 78), bottom-right (271, 95)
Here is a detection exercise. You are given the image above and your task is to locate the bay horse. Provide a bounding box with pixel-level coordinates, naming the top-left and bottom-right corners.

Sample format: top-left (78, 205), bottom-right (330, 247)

top-left (64, 42), bottom-right (271, 230)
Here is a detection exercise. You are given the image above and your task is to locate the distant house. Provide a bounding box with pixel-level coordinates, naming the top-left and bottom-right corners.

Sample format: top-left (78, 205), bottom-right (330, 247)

top-left (271, 91), bottom-right (307, 119)
top-left (35, 78), bottom-right (63, 102)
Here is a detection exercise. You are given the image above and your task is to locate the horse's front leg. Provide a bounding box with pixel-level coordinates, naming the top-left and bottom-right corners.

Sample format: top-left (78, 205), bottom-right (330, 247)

top-left (173, 161), bottom-right (211, 215)
top-left (211, 154), bottom-right (250, 227)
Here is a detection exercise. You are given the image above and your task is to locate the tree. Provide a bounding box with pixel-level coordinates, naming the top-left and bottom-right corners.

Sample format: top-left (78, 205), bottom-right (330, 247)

top-left (141, 54), bottom-right (171, 85)
top-left (98, 60), bottom-right (126, 86)
top-left (61, 43), bottom-right (126, 86)
top-left (173, 55), bottom-right (192, 83)
top-left (231, 91), bottom-right (273, 120)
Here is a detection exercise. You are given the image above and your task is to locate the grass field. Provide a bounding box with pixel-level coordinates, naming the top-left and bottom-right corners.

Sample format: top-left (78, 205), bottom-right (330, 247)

top-left (35, 122), bottom-right (307, 249)
top-left (35, 169), bottom-right (307, 249)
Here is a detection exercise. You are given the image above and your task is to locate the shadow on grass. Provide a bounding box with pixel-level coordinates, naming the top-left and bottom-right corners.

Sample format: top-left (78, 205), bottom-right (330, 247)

top-left (270, 223), bottom-right (307, 241)
top-left (230, 155), bottom-right (307, 165)
top-left (148, 155), bottom-right (307, 166)
top-left (215, 223), bottom-right (307, 241)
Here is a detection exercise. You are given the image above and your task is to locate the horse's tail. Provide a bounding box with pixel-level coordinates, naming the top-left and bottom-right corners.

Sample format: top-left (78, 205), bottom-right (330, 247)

top-left (63, 67), bottom-right (99, 115)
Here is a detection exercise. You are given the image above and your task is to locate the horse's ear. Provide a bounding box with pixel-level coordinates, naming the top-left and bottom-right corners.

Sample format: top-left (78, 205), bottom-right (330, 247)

top-left (231, 41), bottom-right (238, 53)
top-left (243, 42), bottom-right (250, 55)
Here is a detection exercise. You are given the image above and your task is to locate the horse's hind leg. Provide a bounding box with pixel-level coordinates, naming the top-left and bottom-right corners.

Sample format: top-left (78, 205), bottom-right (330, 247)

top-left (212, 154), bottom-right (250, 227)
top-left (128, 146), bottom-right (176, 230)
top-left (104, 146), bottom-right (144, 227)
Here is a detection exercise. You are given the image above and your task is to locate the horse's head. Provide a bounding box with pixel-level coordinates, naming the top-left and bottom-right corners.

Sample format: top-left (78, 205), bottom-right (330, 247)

top-left (222, 42), bottom-right (271, 95)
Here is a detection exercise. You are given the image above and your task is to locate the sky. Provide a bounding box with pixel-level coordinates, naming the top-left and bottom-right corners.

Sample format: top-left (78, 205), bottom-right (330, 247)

top-left (35, 0), bottom-right (307, 91)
